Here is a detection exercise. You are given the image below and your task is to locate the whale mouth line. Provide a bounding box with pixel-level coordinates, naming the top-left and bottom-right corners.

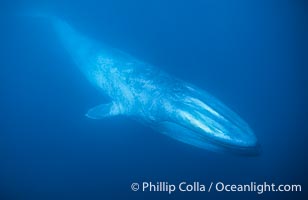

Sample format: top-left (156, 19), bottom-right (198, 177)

top-left (177, 108), bottom-right (256, 142)
top-left (158, 120), bottom-right (260, 155)
top-left (187, 124), bottom-right (258, 151)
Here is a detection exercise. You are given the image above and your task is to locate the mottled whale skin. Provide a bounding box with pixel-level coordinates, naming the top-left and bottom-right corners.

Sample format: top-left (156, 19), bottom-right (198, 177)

top-left (44, 16), bottom-right (259, 155)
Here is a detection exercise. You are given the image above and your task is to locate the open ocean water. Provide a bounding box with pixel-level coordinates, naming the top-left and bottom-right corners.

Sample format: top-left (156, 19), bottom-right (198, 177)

top-left (0, 0), bottom-right (307, 199)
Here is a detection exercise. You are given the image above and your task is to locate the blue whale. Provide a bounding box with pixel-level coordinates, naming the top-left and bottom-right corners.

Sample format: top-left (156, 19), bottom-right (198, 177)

top-left (40, 16), bottom-right (259, 155)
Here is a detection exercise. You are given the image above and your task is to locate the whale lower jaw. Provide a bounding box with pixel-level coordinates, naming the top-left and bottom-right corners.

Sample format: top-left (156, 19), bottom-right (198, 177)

top-left (155, 121), bottom-right (260, 156)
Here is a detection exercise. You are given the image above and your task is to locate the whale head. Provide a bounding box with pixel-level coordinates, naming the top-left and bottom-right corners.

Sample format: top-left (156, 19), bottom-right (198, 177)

top-left (156, 84), bottom-right (259, 155)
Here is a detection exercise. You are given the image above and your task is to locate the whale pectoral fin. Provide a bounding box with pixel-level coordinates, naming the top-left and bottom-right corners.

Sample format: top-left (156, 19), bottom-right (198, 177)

top-left (85, 102), bottom-right (122, 119)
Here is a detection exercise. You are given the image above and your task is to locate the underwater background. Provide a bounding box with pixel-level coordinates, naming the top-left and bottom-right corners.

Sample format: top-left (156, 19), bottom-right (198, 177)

top-left (0, 0), bottom-right (307, 199)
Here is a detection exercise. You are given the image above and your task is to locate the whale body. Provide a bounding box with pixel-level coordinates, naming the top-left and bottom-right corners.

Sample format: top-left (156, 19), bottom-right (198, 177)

top-left (41, 16), bottom-right (259, 155)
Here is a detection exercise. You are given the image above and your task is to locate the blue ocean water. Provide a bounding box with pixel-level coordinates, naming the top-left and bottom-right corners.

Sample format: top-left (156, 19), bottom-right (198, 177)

top-left (0, 0), bottom-right (307, 199)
